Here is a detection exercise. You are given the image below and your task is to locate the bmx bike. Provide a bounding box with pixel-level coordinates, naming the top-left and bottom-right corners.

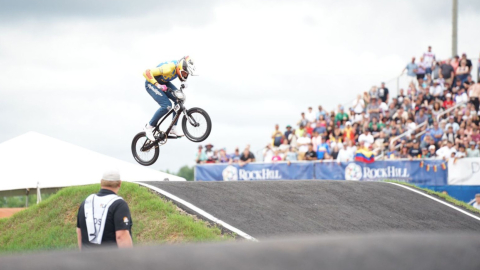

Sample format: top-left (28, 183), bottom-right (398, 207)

top-left (131, 85), bottom-right (211, 166)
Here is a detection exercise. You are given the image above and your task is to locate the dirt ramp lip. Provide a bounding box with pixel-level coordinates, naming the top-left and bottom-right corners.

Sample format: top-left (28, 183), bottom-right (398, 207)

top-left (140, 181), bottom-right (480, 238)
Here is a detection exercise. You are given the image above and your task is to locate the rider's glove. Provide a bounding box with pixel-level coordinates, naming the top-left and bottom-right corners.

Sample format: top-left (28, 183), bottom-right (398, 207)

top-left (155, 83), bottom-right (168, 92)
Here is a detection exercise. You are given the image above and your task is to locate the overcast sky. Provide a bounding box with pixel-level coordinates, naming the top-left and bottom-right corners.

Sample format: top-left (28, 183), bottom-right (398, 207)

top-left (1, 0), bottom-right (479, 172)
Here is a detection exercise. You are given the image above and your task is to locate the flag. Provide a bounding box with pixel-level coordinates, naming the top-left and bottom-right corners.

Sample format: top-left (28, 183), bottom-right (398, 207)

top-left (426, 165), bottom-right (430, 171)
top-left (441, 163), bottom-right (446, 170)
top-left (434, 165), bottom-right (437, 172)
top-left (420, 161), bottom-right (424, 168)
top-left (354, 149), bottom-right (375, 163)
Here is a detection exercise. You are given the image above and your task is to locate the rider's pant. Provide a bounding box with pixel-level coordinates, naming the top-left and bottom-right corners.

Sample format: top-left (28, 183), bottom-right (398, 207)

top-left (145, 81), bottom-right (179, 127)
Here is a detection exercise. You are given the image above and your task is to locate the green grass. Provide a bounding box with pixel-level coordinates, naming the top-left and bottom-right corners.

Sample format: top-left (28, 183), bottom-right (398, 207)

top-left (0, 182), bottom-right (232, 253)
top-left (386, 180), bottom-right (480, 215)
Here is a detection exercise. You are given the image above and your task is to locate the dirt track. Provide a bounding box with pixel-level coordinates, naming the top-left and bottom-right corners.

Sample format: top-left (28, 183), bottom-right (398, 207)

top-left (0, 208), bottom-right (24, 218)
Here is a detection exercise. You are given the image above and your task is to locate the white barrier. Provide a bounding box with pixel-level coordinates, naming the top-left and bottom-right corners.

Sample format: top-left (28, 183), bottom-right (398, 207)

top-left (448, 158), bottom-right (480, 185)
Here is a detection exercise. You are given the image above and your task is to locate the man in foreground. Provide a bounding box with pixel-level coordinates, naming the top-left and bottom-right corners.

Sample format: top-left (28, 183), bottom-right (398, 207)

top-left (76, 170), bottom-right (133, 250)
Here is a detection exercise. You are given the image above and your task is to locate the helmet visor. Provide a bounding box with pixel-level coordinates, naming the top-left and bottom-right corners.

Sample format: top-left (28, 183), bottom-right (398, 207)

top-left (180, 70), bottom-right (189, 79)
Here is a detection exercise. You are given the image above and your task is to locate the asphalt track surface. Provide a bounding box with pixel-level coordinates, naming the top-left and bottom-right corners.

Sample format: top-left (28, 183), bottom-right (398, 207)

top-left (141, 180), bottom-right (480, 238)
top-left (2, 233), bottom-right (480, 270)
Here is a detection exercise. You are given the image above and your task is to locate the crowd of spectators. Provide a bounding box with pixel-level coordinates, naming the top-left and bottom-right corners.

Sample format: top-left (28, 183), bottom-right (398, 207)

top-left (196, 46), bottom-right (480, 164)
top-left (195, 143), bottom-right (256, 167)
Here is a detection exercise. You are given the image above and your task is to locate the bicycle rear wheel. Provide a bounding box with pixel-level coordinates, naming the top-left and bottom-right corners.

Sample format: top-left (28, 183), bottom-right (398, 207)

top-left (182, 107), bottom-right (212, 143)
top-left (131, 132), bottom-right (160, 166)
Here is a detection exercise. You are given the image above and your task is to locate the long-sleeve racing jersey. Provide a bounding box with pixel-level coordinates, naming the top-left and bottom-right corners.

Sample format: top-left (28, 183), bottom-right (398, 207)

top-left (143, 60), bottom-right (179, 84)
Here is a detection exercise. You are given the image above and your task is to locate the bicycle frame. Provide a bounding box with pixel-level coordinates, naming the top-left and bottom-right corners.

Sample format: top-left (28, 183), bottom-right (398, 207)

top-left (140, 88), bottom-right (199, 151)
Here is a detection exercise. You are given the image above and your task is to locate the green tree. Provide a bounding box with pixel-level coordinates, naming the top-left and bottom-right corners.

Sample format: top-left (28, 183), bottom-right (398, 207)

top-left (176, 166), bottom-right (194, 181)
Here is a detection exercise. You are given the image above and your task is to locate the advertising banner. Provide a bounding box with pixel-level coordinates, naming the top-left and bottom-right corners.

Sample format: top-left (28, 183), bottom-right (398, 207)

top-left (315, 160), bottom-right (447, 185)
top-left (195, 160), bottom-right (447, 185)
top-left (195, 162), bottom-right (315, 181)
top-left (447, 158), bottom-right (480, 185)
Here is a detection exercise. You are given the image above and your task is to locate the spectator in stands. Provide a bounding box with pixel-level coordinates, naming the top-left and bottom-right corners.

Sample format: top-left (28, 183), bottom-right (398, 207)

top-left (298, 112), bottom-right (308, 127)
top-left (418, 147), bottom-right (427, 158)
top-left (361, 92), bottom-right (370, 108)
top-left (471, 127), bottom-right (480, 144)
top-left (335, 106), bottom-right (349, 125)
top-left (456, 59), bottom-right (470, 84)
top-left (195, 145), bottom-right (207, 164)
top-left (205, 143), bottom-right (216, 163)
top-left (285, 146), bottom-right (298, 161)
top-left (456, 145), bottom-right (467, 158)
top-left (427, 121), bottom-right (444, 144)
top-left (442, 94), bottom-right (454, 110)
top-left (473, 194), bottom-right (480, 210)
top-left (452, 79), bottom-right (464, 95)
top-left (399, 146), bottom-right (409, 159)
top-left (367, 96), bottom-right (380, 120)
top-left (284, 125), bottom-right (293, 143)
top-left (451, 55), bottom-right (460, 72)
top-left (316, 105), bottom-right (327, 120)
top-left (316, 136), bottom-right (330, 160)
top-left (455, 87), bottom-right (468, 104)
top-left (295, 124), bottom-right (305, 138)
top-left (431, 80), bottom-right (443, 98)
top-left (397, 89), bottom-right (406, 105)
top-left (263, 144), bottom-right (274, 163)
top-left (358, 128), bottom-right (374, 148)
top-left (408, 139), bottom-right (421, 159)
top-left (271, 150), bottom-right (283, 162)
top-left (460, 53), bottom-right (473, 73)
top-left (352, 95), bottom-right (365, 120)
top-left (402, 57), bottom-right (418, 86)
top-left (469, 80), bottom-right (480, 113)
top-left (239, 147), bottom-right (255, 167)
top-left (296, 132), bottom-right (311, 160)
top-left (423, 46), bottom-right (436, 74)
top-left (378, 82), bottom-right (389, 103)
top-left (337, 143), bottom-right (351, 162)
top-left (415, 107), bottom-right (428, 125)
top-left (385, 144), bottom-right (399, 159)
top-left (393, 106), bottom-right (408, 121)
top-left (445, 116), bottom-right (460, 133)
top-left (467, 141), bottom-right (480, 157)
top-left (305, 107), bottom-right (316, 123)
top-left (229, 148), bottom-right (241, 163)
top-left (305, 144), bottom-right (317, 161)
top-left (417, 57), bottom-right (426, 84)
top-left (427, 145), bottom-right (437, 158)
top-left (440, 59), bottom-right (455, 85)
top-left (271, 124), bottom-right (285, 147)
top-left (436, 140), bottom-right (455, 160)
top-left (217, 149), bottom-right (229, 163)
top-left (330, 145), bottom-right (340, 160)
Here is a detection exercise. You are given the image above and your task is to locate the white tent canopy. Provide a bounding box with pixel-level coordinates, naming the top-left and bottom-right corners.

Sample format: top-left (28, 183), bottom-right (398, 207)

top-left (0, 132), bottom-right (185, 192)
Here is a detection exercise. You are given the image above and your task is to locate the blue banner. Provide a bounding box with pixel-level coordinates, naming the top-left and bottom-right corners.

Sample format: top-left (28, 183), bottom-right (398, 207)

top-left (195, 162), bottom-right (315, 181)
top-left (315, 160), bottom-right (447, 186)
top-left (196, 160), bottom-right (448, 185)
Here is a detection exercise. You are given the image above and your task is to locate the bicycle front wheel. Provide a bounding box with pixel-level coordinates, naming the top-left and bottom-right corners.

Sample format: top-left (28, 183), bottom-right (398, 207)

top-left (182, 107), bottom-right (212, 142)
top-left (131, 132), bottom-right (160, 166)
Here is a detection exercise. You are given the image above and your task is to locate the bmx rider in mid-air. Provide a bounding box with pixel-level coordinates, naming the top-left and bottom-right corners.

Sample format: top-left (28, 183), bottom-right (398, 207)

top-left (142, 56), bottom-right (197, 141)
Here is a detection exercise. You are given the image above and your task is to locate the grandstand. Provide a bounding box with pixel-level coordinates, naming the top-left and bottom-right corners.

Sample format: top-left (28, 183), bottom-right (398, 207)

top-left (196, 50), bottom-right (480, 164)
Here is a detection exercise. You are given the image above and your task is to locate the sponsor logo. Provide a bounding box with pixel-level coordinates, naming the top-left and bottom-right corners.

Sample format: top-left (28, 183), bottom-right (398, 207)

top-left (345, 163), bottom-right (410, 181)
top-left (123, 217), bottom-right (129, 225)
top-left (362, 166), bottom-right (410, 179)
top-left (147, 83), bottom-right (162, 96)
top-left (221, 166), bottom-right (282, 181)
top-left (345, 163), bottom-right (362, 181)
top-left (222, 166), bottom-right (238, 181)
